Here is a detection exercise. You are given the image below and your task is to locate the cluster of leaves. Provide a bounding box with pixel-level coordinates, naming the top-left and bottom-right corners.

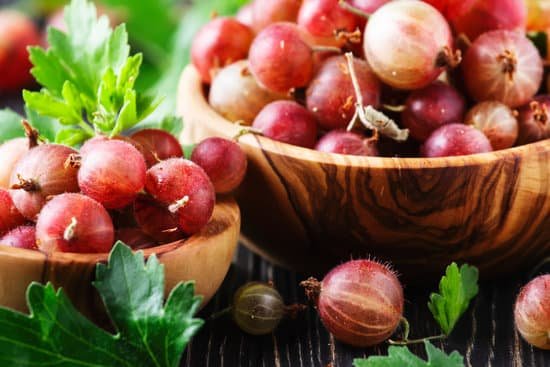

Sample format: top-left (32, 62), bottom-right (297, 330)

top-left (1, 0), bottom-right (249, 145)
top-left (22, 0), bottom-right (162, 146)
top-left (0, 243), bottom-right (203, 367)
top-left (354, 263), bottom-right (479, 367)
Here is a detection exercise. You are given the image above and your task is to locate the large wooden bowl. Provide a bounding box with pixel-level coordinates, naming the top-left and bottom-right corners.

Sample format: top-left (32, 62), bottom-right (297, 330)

top-left (177, 65), bottom-right (550, 280)
top-left (0, 197), bottom-right (240, 317)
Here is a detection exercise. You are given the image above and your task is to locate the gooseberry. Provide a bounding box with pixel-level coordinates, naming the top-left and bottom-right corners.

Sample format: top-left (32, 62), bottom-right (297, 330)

top-left (464, 101), bottom-right (519, 150)
top-left (145, 159), bottom-right (215, 236)
top-left (191, 17), bottom-right (254, 83)
top-left (301, 259), bottom-right (404, 347)
top-left (77, 139), bottom-right (146, 209)
top-left (9, 144), bottom-right (80, 220)
top-left (514, 274), bottom-right (550, 350)
top-left (315, 130), bottom-right (378, 156)
top-left (363, 1), bottom-right (457, 90)
top-left (402, 81), bottom-right (465, 142)
top-left (35, 193), bottom-right (114, 254)
top-left (422, 123), bottom-right (493, 157)
top-left (252, 101), bottom-right (318, 148)
top-left (0, 225), bottom-right (36, 250)
top-left (462, 30), bottom-right (543, 108)
top-left (306, 55), bottom-right (380, 130)
top-left (191, 137), bottom-right (248, 194)
top-left (209, 60), bottom-right (288, 125)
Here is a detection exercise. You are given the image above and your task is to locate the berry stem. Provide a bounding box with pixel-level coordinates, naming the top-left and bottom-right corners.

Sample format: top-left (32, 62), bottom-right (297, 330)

top-left (21, 120), bottom-right (40, 148)
top-left (311, 45), bottom-right (342, 54)
top-left (233, 127), bottom-right (263, 141)
top-left (530, 101), bottom-right (548, 125)
top-left (456, 33), bottom-right (471, 51)
top-left (435, 46), bottom-right (462, 68)
top-left (11, 174), bottom-right (39, 192)
top-left (64, 153), bottom-right (82, 169)
top-left (168, 195), bottom-right (190, 214)
top-left (497, 49), bottom-right (517, 82)
top-left (338, 0), bottom-right (371, 19)
top-left (63, 217), bottom-right (78, 242)
top-left (335, 28), bottom-right (362, 44)
top-left (300, 277), bottom-right (322, 304)
top-left (344, 52), bottom-right (409, 141)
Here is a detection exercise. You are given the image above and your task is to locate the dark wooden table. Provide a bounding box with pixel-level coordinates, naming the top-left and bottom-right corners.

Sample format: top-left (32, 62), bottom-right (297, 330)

top-left (186, 243), bottom-right (550, 367)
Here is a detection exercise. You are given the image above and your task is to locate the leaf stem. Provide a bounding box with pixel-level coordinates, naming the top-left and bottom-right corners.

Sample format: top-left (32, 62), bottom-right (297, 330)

top-left (78, 121), bottom-right (95, 138)
top-left (388, 334), bottom-right (446, 346)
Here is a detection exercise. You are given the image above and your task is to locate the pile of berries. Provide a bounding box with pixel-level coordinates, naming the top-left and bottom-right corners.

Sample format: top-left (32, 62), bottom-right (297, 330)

top-left (0, 125), bottom-right (246, 254)
top-left (192, 0), bottom-right (550, 158)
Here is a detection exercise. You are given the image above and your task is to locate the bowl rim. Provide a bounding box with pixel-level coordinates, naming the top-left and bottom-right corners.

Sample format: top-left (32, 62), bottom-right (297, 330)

top-left (179, 64), bottom-right (550, 169)
top-left (0, 198), bottom-right (240, 264)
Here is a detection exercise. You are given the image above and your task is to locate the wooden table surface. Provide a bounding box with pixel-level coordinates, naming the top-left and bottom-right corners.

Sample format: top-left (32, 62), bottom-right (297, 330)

top-left (186, 244), bottom-right (550, 367)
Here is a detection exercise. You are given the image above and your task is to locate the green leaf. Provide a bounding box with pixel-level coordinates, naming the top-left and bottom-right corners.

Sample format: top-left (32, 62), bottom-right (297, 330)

top-left (55, 128), bottom-right (88, 146)
top-left (28, 0), bottom-right (156, 143)
top-left (23, 90), bottom-right (81, 125)
top-left (0, 242), bottom-right (203, 366)
top-left (94, 242), bottom-right (204, 367)
top-left (25, 107), bottom-right (62, 143)
top-left (0, 283), bottom-right (144, 366)
top-left (428, 263), bottom-right (479, 335)
top-left (353, 340), bottom-right (465, 367)
top-left (0, 109), bottom-right (25, 144)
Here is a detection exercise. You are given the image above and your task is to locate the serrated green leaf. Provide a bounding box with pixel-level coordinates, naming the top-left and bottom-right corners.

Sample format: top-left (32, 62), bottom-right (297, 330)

top-left (25, 107), bottom-right (64, 143)
top-left (23, 90), bottom-right (81, 125)
top-left (61, 80), bottom-right (83, 114)
top-left (98, 67), bottom-right (118, 112)
top-left (117, 53), bottom-right (143, 92)
top-left (94, 242), bottom-right (204, 367)
top-left (0, 242), bottom-right (203, 366)
top-left (428, 263), bottom-right (479, 335)
top-left (0, 283), bottom-right (144, 367)
top-left (111, 89), bottom-right (137, 137)
top-left (55, 128), bottom-right (88, 146)
top-left (353, 340), bottom-right (464, 367)
top-left (25, 0), bottom-right (165, 143)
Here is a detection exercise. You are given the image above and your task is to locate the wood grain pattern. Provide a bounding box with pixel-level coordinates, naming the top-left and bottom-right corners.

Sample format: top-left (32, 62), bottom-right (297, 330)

top-left (177, 65), bottom-right (550, 280)
top-left (181, 245), bottom-right (550, 367)
top-left (0, 198), bottom-right (241, 317)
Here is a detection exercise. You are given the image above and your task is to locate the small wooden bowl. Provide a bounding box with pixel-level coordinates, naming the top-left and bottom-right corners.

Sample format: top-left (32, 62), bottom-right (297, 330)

top-left (177, 65), bottom-right (550, 280)
top-left (0, 197), bottom-right (240, 317)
